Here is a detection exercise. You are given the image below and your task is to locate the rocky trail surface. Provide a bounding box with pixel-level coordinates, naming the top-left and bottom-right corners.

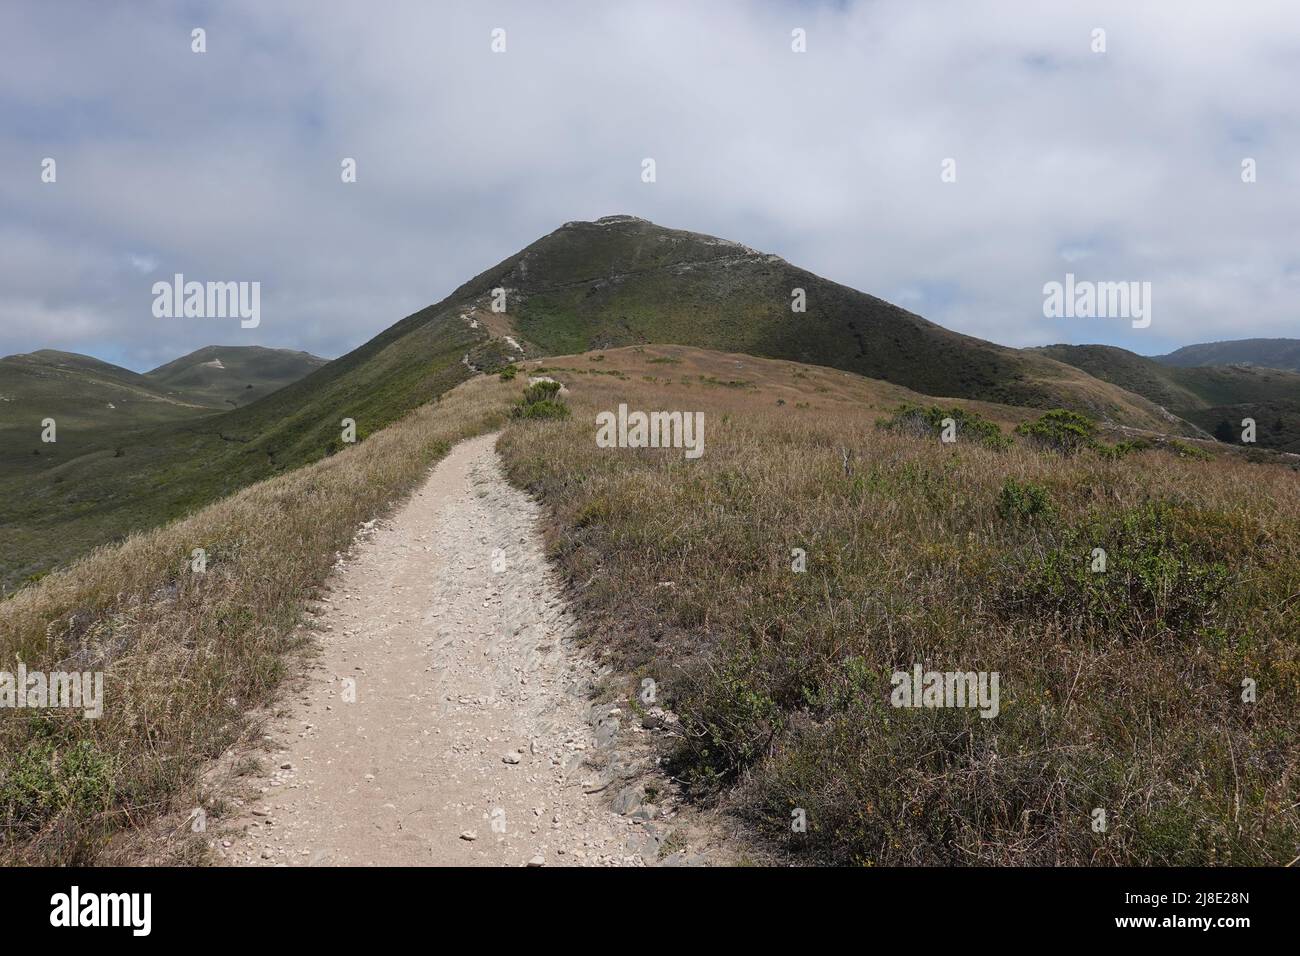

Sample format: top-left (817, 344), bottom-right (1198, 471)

top-left (213, 433), bottom-right (709, 866)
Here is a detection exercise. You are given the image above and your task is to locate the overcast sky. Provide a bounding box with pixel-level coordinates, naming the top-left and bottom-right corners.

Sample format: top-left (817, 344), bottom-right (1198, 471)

top-left (2, 0), bottom-right (1297, 371)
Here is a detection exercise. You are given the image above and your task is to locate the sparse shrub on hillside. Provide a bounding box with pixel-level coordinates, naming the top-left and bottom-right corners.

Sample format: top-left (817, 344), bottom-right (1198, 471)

top-left (514, 400), bottom-right (569, 420)
top-left (522, 380), bottom-right (561, 403)
top-left (877, 403), bottom-right (1012, 450)
top-left (510, 379), bottom-right (570, 420)
top-left (699, 375), bottom-right (756, 389)
top-left (1015, 408), bottom-right (1099, 455)
top-left (1097, 436), bottom-right (1214, 463)
top-left (671, 651), bottom-right (784, 794)
top-left (1097, 437), bottom-right (1152, 460)
top-left (1168, 439), bottom-right (1212, 461)
top-left (498, 364), bottom-right (518, 381)
top-left (0, 729), bottom-right (116, 835)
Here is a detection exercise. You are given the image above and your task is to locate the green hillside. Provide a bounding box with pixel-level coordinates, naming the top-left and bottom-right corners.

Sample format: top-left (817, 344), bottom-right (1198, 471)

top-left (1036, 343), bottom-right (1300, 452)
top-left (145, 346), bottom-right (327, 408)
top-left (0, 346), bottom-right (330, 476)
top-left (0, 350), bottom-right (214, 471)
top-left (0, 315), bottom-right (487, 592)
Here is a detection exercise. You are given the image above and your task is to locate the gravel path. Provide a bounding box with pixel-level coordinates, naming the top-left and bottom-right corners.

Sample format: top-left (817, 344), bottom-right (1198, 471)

top-left (217, 433), bottom-right (645, 866)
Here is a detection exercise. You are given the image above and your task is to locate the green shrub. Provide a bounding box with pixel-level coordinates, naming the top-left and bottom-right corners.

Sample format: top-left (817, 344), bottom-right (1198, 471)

top-left (1000, 500), bottom-right (1234, 639)
top-left (512, 399), bottom-right (570, 420)
top-left (997, 477), bottom-right (1055, 522)
top-left (670, 652), bottom-right (784, 793)
top-left (1015, 409), bottom-right (1099, 455)
top-left (1168, 440), bottom-right (1212, 461)
top-left (877, 403), bottom-right (1011, 450)
top-left (498, 364), bottom-right (518, 382)
top-left (510, 380), bottom-right (570, 420)
top-left (0, 729), bottom-right (116, 835)
top-left (1098, 437), bottom-right (1152, 460)
top-left (522, 380), bottom-right (561, 403)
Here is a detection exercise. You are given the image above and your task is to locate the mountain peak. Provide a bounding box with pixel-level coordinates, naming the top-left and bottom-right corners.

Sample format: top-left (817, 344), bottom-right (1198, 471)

top-left (559, 214), bottom-right (651, 230)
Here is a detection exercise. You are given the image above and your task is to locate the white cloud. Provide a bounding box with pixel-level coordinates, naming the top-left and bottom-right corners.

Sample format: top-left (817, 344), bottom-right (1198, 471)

top-left (1, 0), bottom-right (1297, 368)
top-left (128, 254), bottom-right (158, 274)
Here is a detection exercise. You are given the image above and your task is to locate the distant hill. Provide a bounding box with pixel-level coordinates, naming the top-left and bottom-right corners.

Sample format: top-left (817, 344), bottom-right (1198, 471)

top-left (0, 346), bottom-right (328, 473)
top-left (0, 349), bottom-right (212, 470)
top-left (145, 345), bottom-right (327, 407)
top-left (1154, 338), bottom-right (1300, 372)
top-left (1034, 343), bottom-right (1300, 452)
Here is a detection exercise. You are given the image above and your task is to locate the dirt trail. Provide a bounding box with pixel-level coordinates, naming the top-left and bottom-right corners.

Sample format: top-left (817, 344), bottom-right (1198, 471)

top-left (215, 433), bottom-right (651, 866)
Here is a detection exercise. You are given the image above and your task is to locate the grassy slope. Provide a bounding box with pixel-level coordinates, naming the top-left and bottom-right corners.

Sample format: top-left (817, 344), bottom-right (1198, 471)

top-left (0, 351), bottom-right (215, 471)
top-left (0, 313), bottom-right (487, 593)
top-left (4, 340), bottom-right (1296, 866)
top-left (0, 372), bottom-right (517, 863)
top-left (0, 347), bottom-right (327, 476)
top-left (1036, 344), bottom-right (1300, 452)
top-left (144, 346), bottom-right (328, 408)
top-left (500, 344), bottom-right (1300, 865)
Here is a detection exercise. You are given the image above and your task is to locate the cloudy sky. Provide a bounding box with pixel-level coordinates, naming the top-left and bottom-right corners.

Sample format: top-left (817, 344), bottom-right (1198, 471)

top-left (2, 0), bottom-right (1297, 371)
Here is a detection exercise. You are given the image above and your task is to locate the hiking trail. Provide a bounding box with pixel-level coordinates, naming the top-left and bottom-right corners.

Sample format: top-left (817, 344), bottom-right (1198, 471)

top-left (214, 433), bottom-right (671, 866)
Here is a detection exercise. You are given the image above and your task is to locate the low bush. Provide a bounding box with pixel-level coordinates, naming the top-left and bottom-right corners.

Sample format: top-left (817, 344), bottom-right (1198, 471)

top-left (877, 403), bottom-right (1012, 450)
top-left (510, 380), bottom-right (570, 420)
top-left (1015, 408), bottom-right (1099, 455)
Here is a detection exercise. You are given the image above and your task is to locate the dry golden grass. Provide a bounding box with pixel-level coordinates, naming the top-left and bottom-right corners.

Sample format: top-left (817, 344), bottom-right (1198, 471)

top-left (0, 374), bottom-right (516, 864)
top-left (502, 345), bottom-right (1300, 865)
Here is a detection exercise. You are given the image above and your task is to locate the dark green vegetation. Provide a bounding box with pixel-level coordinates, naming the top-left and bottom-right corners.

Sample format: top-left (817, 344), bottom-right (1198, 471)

top-left (1014, 408), bottom-right (1100, 455)
top-left (1155, 338), bottom-right (1300, 373)
top-left (1037, 343), bottom-right (1300, 453)
top-left (509, 379), bottom-right (570, 420)
top-left (501, 346), bottom-right (1300, 866)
